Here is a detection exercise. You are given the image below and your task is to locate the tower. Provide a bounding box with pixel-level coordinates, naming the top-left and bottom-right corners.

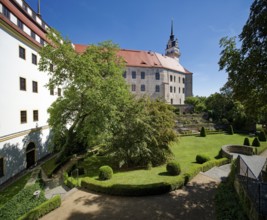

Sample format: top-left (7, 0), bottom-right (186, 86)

top-left (165, 20), bottom-right (181, 62)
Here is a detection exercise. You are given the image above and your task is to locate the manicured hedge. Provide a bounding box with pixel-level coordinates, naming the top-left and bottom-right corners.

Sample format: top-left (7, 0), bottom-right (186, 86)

top-left (99, 165), bottom-right (113, 180)
top-left (81, 158), bottom-right (229, 196)
top-left (166, 162), bottom-right (181, 176)
top-left (0, 184), bottom-right (46, 220)
top-left (18, 195), bottom-right (61, 220)
top-left (196, 154), bottom-right (211, 164)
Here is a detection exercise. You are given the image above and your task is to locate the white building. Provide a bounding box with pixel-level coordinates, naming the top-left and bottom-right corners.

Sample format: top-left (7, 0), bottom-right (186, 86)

top-left (0, 0), bottom-right (193, 185)
top-left (0, 0), bottom-right (60, 185)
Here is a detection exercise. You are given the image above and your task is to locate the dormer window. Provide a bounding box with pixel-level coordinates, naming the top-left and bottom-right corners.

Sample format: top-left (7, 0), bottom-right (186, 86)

top-left (3, 6), bottom-right (10, 19)
top-left (18, 19), bottom-right (23, 30)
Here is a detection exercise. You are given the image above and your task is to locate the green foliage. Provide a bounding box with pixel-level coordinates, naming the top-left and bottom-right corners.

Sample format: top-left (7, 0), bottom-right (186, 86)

top-left (18, 195), bottom-right (61, 220)
top-left (39, 29), bottom-right (132, 159)
top-left (41, 155), bottom-right (59, 177)
top-left (218, 0), bottom-right (267, 117)
top-left (184, 96), bottom-right (207, 113)
top-left (0, 173), bottom-right (31, 208)
top-left (243, 137), bottom-right (250, 146)
top-left (99, 166), bottom-right (113, 180)
top-left (196, 154), bottom-right (210, 164)
top-left (258, 131), bottom-right (267, 142)
top-left (108, 97), bottom-right (177, 168)
top-left (228, 125), bottom-right (234, 135)
top-left (252, 137), bottom-right (260, 147)
top-left (200, 127), bottom-right (206, 137)
top-left (0, 184), bottom-right (46, 220)
top-left (166, 162), bottom-right (181, 176)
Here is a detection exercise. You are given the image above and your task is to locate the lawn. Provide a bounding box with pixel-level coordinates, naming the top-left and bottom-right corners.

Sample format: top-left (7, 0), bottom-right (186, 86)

top-left (79, 134), bottom-right (267, 186)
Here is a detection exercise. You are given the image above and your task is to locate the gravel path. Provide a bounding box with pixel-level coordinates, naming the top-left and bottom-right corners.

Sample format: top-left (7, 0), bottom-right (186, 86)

top-left (41, 173), bottom-right (219, 220)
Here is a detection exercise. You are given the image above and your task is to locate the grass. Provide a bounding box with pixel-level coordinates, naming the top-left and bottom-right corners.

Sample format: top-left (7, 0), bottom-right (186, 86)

top-left (78, 133), bottom-right (267, 186)
top-left (41, 155), bottom-right (59, 177)
top-left (0, 173), bottom-right (31, 208)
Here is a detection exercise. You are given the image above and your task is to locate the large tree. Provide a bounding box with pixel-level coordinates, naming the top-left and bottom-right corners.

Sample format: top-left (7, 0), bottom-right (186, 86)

top-left (219, 0), bottom-right (267, 118)
top-left (39, 30), bottom-right (131, 160)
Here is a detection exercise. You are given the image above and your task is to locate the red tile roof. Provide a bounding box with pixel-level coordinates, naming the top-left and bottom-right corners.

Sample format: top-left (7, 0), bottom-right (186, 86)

top-left (74, 44), bottom-right (192, 74)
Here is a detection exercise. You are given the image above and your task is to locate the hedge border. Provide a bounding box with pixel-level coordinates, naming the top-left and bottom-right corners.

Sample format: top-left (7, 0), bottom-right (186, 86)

top-left (81, 158), bottom-right (229, 196)
top-left (18, 195), bottom-right (61, 220)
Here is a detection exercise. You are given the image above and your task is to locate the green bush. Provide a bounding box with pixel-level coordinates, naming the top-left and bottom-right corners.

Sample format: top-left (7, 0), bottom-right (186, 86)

top-left (166, 161), bottom-right (181, 176)
top-left (258, 131), bottom-right (266, 142)
top-left (196, 154), bottom-right (211, 164)
top-left (99, 165), bottom-right (113, 180)
top-left (252, 137), bottom-right (260, 147)
top-left (0, 184), bottom-right (46, 220)
top-left (228, 125), bottom-right (234, 135)
top-left (243, 137), bottom-right (250, 146)
top-left (18, 195), bottom-right (61, 220)
top-left (200, 127), bottom-right (206, 137)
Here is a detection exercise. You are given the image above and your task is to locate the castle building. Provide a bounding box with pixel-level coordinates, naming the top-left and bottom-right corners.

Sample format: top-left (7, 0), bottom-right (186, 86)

top-left (0, 0), bottom-right (193, 185)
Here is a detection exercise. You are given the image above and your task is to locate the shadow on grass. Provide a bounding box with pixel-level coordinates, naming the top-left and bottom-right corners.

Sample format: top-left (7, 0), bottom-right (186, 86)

top-left (43, 180), bottom-right (218, 220)
top-left (158, 172), bottom-right (170, 176)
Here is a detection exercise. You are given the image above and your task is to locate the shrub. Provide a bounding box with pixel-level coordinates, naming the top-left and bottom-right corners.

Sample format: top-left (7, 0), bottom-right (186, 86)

top-left (18, 195), bottom-right (61, 220)
top-left (258, 131), bottom-right (267, 142)
top-left (196, 154), bottom-right (211, 164)
top-left (228, 125), bottom-right (234, 135)
top-left (200, 127), bottom-right (206, 137)
top-left (243, 137), bottom-right (250, 146)
top-left (146, 161), bottom-right (152, 170)
top-left (99, 165), bottom-right (113, 180)
top-left (252, 137), bottom-right (260, 147)
top-left (166, 161), bottom-right (181, 176)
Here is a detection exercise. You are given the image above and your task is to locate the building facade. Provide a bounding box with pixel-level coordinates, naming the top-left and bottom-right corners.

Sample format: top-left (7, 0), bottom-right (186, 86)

top-left (0, 0), bottom-right (193, 185)
top-left (0, 0), bottom-right (59, 185)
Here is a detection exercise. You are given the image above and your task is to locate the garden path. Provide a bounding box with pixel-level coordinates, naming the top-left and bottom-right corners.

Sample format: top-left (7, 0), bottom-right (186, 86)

top-left (40, 173), bottom-right (221, 220)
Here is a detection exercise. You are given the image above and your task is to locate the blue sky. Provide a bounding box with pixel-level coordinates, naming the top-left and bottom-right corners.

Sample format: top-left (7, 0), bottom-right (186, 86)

top-left (27, 0), bottom-right (253, 97)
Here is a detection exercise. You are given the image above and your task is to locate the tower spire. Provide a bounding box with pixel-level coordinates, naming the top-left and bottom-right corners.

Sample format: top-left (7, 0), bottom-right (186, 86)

top-left (37, 0), bottom-right (41, 17)
top-left (171, 19), bottom-right (174, 36)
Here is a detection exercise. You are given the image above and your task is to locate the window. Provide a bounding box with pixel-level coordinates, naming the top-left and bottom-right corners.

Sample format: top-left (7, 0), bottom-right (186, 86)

top-left (131, 84), bottom-right (136, 92)
top-left (58, 88), bottom-right (62, 96)
top-left (174, 87), bottom-right (176, 93)
top-left (174, 76), bottom-right (176, 82)
top-left (170, 86), bottom-right (173, 93)
top-left (132, 71), bottom-right (136, 79)
top-left (155, 72), bottom-right (160, 80)
top-left (183, 78), bottom-right (185, 84)
top-left (0, 157), bottom-right (4, 177)
top-left (33, 110), bottom-right (38, 121)
top-left (170, 75), bottom-right (173, 82)
top-left (49, 64), bottom-right (54, 72)
top-left (180, 99), bottom-right (182, 104)
top-left (171, 99), bottom-right (173, 104)
top-left (3, 6), bottom-right (10, 19)
top-left (17, 19), bottom-right (23, 30)
top-left (183, 88), bottom-right (185, 94)
top-left (32, 81), bottom-right (38, 93)
top-left (32, 53), bottom-right (37, 65)
top-left (20, 110), bottom-right (27, 123)
top-left (123, 71), bottom-right (126, 78)
top-left (179, 87), bottom-right (181, 93)
top-left (31, 31), bottom-right (36, 40)
top-left (179, 77), bottom-right (181, 83)
top-left (50, 86), bottom-right (54, 95)
top-left (40, 38), bottom-right (45, 46)
top-left (22, 2), bottom-right (27, 11)
top-left (141, 72), bottom-right (145, 79)
top-left (155, 85), bottom-right (160, 92)
top-left (19, 46), bottom-right (26, 59)
top-left (20, 77), bottom-right (26, 91)
top-left (141, 84), bottom-right (145, 91)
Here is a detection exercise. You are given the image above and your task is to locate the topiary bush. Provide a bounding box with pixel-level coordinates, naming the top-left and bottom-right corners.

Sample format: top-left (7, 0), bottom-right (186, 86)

top-left (200, 127), bottom-right (206, 137)
top-left (166, 161), bottom-right (181, 176)
top-left (243, 137), bottom-right (250, 146)
top-left (99, 165), bottom-right (113, 180)
top-left (259, 131), bottom-right (267, 142)
top-left (228, 125), bottom-right (234, 135)
top-left (252, 137), bottom-right (260, 147)
top-left (196, 154), bottom-right (211, 164)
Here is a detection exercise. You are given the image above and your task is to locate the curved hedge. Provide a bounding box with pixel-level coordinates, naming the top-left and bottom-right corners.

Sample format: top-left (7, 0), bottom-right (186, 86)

top-left (196, 154), bottom-right (210, 164)
top-left (18, 195), bottom-right (61, 220)
top-left (81, 158), bottom-right (229, 196)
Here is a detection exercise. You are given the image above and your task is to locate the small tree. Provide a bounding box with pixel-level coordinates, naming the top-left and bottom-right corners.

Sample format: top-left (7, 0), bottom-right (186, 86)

top-left (259, 131), bottom-right (267, 142)
top-left (243, 137), bottom-right (250, 146)
top-left (252, 137), bottom-right (260, 147)
top-left (99, 166), bottom-right (113, 180)
top-left (200, 127), bottom-right (206, 137)
top-left (228, 125), bottom-right (234, 135)
top-left (166, 162), bottom-right (181, 176)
